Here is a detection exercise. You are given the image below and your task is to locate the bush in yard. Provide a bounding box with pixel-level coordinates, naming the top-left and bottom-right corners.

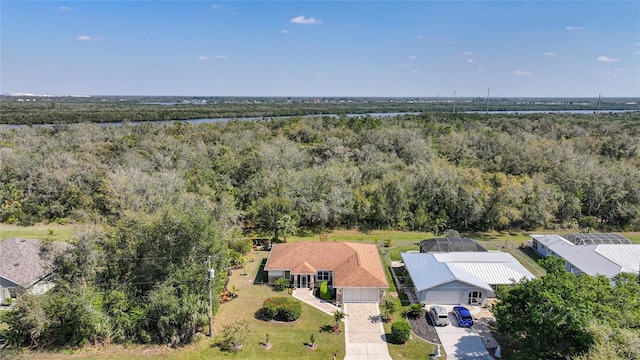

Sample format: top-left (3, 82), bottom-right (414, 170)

top-left (220, 320), bottom-right (249, 352)
top-left (273, 277), bottom-right (290, 291)
top-left (391, 321), bottom-right (411, 344)
top-left (257, 297), bottom-right (302, 322)
top-left (319, 281), bottom-right (331, 300)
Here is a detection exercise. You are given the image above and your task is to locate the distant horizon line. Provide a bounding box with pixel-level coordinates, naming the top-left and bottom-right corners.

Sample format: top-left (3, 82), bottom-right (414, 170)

top-left (3, 93), bottom-right (639, 100)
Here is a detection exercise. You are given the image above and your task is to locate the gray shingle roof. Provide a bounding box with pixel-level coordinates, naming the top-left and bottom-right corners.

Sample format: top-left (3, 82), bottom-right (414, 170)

top-left (0, 238), bottom-right (70, 288)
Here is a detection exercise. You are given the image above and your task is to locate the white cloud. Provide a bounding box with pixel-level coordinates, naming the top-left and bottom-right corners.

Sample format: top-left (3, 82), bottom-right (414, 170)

top-left (634, 50), bottom-right (640, 55)
top-left (408, 55), bottom-right (416, 60)
top-left (544, 52), bottom-right (556, 57)
top-left (416, 35), bottom-right (424, 39)
top-left (281, 29), bottom-right (290, 34)
top-left (598, 56), bottom-right (618, 63)
top-left (477, 67), bottom-right (483, 71)
top-left (460, 51), bottom-right (474, 56)
top-left (211, 4), bottom-right (221, 8)
top-left (514, 70), bottom-right (532, 77)
top-left (76, 35), bottom-right (99, 41)
top-left (399, 64), bottom-right (409, 68)
top-left (290, 15), bottom-right (322, 25)
top-left (467, 59), bottom-right (474, 63)
top-left (59, 6), bottom-right (73, 12)
top-left (314, 72), bottom-right (322, 76)
top-left (565, 26), bottom-right (584, 31)
top-left (197, 55), bottom-right (228, 60)
top-left (412, 70), bottom-right (419, 74)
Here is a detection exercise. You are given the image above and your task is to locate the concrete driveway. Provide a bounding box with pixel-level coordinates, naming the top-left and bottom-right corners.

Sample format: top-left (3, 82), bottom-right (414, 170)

top-left (434, 307), bottom-right (493, 360)
top-left (343, 303), bottom-right (392, 360)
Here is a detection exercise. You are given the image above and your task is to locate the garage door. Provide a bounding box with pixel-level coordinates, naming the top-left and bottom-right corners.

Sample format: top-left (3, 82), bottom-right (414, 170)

top-left (343, 288), bottom-right (379, 303)
top-left (424, 291), bottom-right (460, 305)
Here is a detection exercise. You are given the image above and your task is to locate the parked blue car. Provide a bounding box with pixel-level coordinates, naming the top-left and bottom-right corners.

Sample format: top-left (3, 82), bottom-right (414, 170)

top-left (453, 306), bottom-right (473, 327)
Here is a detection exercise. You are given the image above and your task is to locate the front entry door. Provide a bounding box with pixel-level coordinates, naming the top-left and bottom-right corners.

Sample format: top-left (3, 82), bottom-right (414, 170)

top-left (468, 291), bottom-right (481, 305)
top-left (299, 275), bottom-right (308, 288)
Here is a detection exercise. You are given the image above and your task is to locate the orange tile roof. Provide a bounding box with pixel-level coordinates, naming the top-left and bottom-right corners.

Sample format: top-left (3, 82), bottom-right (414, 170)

top-left (264, 242), bottom-right (388, 288)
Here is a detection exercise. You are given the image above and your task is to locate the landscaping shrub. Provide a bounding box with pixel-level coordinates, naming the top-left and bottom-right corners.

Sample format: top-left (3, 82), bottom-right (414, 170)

top-left (407, 303), bottom-right (425, 318)
top-left (257, 297), bottom-right (302, 322)
top-left (319, 281), bottom-right (331, 300)
top-left (273, 277), bottom-right (290, 291)
top-left (391, 321), bottom-right (411, 344)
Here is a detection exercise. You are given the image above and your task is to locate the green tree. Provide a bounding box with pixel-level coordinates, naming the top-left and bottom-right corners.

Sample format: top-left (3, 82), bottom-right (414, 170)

top-left (249, 196), bottom-right (296, 241)
top-left (492, 257), bottom-right (640, 360)
top-left (220, 320), bottom-right (250, 352)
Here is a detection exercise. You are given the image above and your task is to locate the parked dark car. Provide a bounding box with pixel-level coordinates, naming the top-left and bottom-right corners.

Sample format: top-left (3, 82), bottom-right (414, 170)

top-left (453, 306), bottom-right (473, 327)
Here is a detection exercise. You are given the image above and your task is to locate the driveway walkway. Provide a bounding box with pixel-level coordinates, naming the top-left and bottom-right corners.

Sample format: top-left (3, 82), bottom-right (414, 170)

top-left (434, 306), bottom-right (493, 360)
top-left (292, 288), bottom-right (341, 315)
top-left (343, 303), bottom-right (393, 360)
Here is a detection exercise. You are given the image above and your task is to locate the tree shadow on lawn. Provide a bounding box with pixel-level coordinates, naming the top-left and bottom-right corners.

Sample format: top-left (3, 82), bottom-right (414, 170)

top-left (382, 333), bottom-right (402, 345)
top-left (319, 324), bottom-right (334, 333)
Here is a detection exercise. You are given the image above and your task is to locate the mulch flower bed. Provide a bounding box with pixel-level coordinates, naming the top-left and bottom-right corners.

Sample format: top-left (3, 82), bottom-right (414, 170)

top-left (407, 313), bottom-right (441, 344)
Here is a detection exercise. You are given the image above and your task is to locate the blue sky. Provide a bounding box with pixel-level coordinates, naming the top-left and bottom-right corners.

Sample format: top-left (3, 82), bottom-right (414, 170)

top-left (2, 1), bottom-right (639, 97)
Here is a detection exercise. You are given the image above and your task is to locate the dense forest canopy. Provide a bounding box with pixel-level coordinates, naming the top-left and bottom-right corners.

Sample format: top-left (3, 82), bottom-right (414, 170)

top-left (2, 110), bottom-right (640, 349)
top-left (1, 111), bottom-right (639, 233)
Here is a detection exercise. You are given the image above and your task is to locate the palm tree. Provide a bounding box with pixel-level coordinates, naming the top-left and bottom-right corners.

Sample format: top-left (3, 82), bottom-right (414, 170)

top-left (333, 310), bottom-right (347, 332)
top-left (384, 300), bottom-right (397, 322)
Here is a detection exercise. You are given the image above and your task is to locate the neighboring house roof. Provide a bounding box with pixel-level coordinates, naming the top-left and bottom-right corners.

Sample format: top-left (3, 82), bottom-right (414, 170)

top-left (419, 238), bottom-right (488, 253)
top-left (0, 238), bottom-right (70, 288)
top-left (532, 234), bottom-right (640, 277)
top-left (265, 242), bottom-right (388, 288)
top-left (402, 252), bottom-right (535, 292)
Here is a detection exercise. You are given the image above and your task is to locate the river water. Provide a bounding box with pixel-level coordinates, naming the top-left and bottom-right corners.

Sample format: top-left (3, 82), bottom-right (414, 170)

top-left (0, 110), bottom-right (637, 129)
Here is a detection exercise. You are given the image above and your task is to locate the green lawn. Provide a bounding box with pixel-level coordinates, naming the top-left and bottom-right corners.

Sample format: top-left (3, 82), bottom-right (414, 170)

top-left (0, 223), bottom-right (78, 242)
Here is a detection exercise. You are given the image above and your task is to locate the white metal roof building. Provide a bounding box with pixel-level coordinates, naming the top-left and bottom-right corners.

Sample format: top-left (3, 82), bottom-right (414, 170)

top-left (401, 252), bottom-right (535, 305)
top-left (530, 234), bottom-right (640, 278)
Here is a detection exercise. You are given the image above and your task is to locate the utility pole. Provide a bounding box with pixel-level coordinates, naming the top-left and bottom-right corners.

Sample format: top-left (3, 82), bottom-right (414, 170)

top-left (207, 255), bottom-right (215, 337)
top-left (453, 90), bottom-right (457, 113)
top-left (596, 93), bottom-right (601, 122)
top-left (486, 87), bottom-right (490, 114)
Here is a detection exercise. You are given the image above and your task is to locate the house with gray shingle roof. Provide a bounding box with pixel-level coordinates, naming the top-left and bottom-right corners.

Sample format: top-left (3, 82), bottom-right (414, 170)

top-left (264, 242), bottom-right (388, 304)
top-left (0, 238), bottom-right (70, 304)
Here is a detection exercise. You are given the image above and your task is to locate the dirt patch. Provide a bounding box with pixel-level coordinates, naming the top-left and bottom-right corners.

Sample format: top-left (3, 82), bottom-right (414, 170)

top-left (472, 301), bottom-right (499, 350)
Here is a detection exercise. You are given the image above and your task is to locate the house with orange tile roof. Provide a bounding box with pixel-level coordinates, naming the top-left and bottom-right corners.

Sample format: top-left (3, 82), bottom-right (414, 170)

top-left (264, 242), bottom-right (388, 304)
